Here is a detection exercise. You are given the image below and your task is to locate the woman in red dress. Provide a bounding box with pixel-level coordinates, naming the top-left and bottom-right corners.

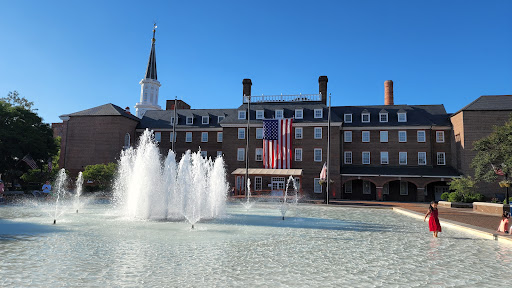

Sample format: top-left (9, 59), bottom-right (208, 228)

top-left (424, 201), bottom-right (441, 237)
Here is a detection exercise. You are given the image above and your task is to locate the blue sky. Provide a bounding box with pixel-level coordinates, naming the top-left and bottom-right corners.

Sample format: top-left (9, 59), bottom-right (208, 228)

top-left (1, 0), bottom-right (511, 123)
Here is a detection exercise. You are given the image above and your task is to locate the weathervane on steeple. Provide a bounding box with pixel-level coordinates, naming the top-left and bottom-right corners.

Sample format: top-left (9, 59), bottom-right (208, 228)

top-left (152, 23), bottom-right (157, 43)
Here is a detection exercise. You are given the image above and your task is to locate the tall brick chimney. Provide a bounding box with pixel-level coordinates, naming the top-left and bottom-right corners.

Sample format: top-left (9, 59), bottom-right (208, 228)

top-left (243, 79), bottom-right (252, 98)
top-left (318, 76), bottom-right (328, 104)
top-left (384, 80), bottom-right (394, 105)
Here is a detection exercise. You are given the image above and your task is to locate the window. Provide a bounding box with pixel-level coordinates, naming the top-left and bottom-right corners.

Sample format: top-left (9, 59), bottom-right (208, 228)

top-left (417, 130), bottom-right (426, 142)
top-left (314, 127), bottom-right (322, 139)
top-left (275, 110), bottom-right (284, 119)
top-left (383, 183), bottom-right (389, 195)
top-left (362, 152), bottom-right (370, 164)
top-left (256, 110), bottom-right (264, 119)
top-left (170, 132), bottom-right (176, 142)
top-left (201, 151), bottom-right (207, 158)
top-left (437, 152), bottom-right (446, 165)
top-left (155, 132), bottom-right (161, 142)
top-left (363, 181), bottom-right (371, 194)
top-left (344, 114), bottom-right (352, 123)
top-left (399, 152), bottom-right (407, 165)
top-left (201, 132), bottom-right (208, 142)
top-left (295, 109), bottom-right (303, 119)
top-left (344, 151), bottom-right (352, 164)
top-left (436, 131), bottom-right (445, 143)
top-left (295, 148), bottom-right (303, 161)
top-left (217, 116), bottom-right (225, 123)
top-left (294, 178), bottom-right (301, 191)
top-left (344, 131), bottom-right (352, 142)
top-left (381, 152), bottom-right (389, 164)
top-left (418, 152), bottom-right (427, 165)
top-left (256, 128), bottom-right (264, 139)
top-left (380, 131), bottom-right (388, 143)
top-left (237, 148), bottom-right (245, 161)
top-left (314, 148), bottom-right (322, 162)
top-left (238, 110), bottom-right (246, 120)
top-left (217, 132), bottom-right (223, 142)
top-left (238, 128), bottom-right (245, 139)
top-left (255, 148), bottom-right (263, 161)
top-left (345, 181), bottom-right (352, 194)
top-left (255, 177), bottom-right (262, 191)
top-left (400, 181), bottom-right (408, 195)
top-left (314, 178), bottom-right (322, 193)
top-left (314, 109), bottom-right (323, 119)
top-left (124, 133), bottom-right (130, 149)
top-left (398, 112), bottom-right (407, 122)
top-left (202, 116), bottom-right (209, 124)
top-left (170, 117), bottom-right (175, 125)
top-left (186, 132), bottom-right (192, 142)
top-left (362, 113), bottom-right (370, 123)
top-left (186, 116), bottom-right (193, 125)
top-left (295, 127), bottom-right (303, 139)
top-left (217, 151), bottom-right (222, 158)
top-left (362, 131), bottom-right (370, 142)
top-left (399, 131), bottom-right (407, 142)
top-left (380, 113), bottom-right (388, 122)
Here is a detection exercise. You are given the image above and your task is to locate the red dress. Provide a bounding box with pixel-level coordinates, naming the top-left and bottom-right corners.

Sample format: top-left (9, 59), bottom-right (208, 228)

top-left (429, 208), bottom-right (442, 232)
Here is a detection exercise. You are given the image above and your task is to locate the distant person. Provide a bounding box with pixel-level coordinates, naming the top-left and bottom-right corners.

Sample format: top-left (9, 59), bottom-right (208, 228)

top-left (42, 181), bottom-right (52, 197)
top-left (497, 212), bottom-right (509, 234)
top-left (424, 201), bottom-right (442, 238)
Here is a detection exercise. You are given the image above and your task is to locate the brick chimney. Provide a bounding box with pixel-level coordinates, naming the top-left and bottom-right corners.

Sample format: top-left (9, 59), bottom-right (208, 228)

top-left (318, 76), bottom-right (328, 104)
top-left (384, 80), bottom-right (394, 105)
top-left (243, 79), bottom-right (252, 98)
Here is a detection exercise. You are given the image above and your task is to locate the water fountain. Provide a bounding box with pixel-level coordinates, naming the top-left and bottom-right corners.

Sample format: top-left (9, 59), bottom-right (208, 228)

top-left (74, 172), bottom-right (83, 213)
top-left (241, 178), bottom-right (253, 210)
top-left (113, 129), bottom-right (228, 226)
top-left (52, 168), bottom-right (68, 224)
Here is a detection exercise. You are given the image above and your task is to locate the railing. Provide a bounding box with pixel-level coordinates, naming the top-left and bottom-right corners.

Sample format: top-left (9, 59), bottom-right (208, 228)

top-left (243, 94), bottom-right (322, 103)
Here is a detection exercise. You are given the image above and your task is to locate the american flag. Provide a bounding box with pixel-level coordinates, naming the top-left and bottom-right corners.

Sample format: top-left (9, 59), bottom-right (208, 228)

top-left (22, 154), bottom-right (38, 170)
top-left (263, 119), bottom-right (293, 169)
top-left (492, 164), bottom-right (505, 175)
top-left (320, 162), bottom-right (327, 180)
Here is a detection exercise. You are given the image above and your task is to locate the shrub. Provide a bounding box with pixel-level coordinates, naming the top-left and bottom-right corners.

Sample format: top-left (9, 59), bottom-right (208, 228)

top-left (463, 193), bottom-right (485, 203)
top-left (82, 163), bottom-right (117, 191)
top-left (440, 192), bottom-right (450, 201)
top-left (447, 192), bottom-right (463, 203)
top-left (503, 197), bottom-right (512, 204)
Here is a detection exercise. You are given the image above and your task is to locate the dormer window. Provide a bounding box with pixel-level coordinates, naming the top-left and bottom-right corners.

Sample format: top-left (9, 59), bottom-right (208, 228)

top-left (379, 113), bottom-right (388, 123)
top-left (186, 116), bottom-right (193, 125)
top-left (295, 109), bottom-right (303, 119)
top-left (202, 116), bottom-right (209, 124)
top-left (314, 109), bottom-right (323, 119)
top-left (275, 110), bottom-right (284, 119)
top-left (238, 110), bottom-right (246, 120)
top-left (398, 112), bottom-right (407, 122)
top-left (344, 114), bottom-right (352, 123)
top-left (171, 117), bottom-right (175, 125)
top-left (218, 115), bottom-right (225, 123)
top-left (361, 113), bottom-right (370, 123)
top-left (256, 110), bottom-right (264, 119)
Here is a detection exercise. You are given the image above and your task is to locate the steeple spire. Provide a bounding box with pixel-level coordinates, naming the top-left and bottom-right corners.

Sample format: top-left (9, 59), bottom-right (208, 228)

top-left (145, 23), bottom-right (158, 80)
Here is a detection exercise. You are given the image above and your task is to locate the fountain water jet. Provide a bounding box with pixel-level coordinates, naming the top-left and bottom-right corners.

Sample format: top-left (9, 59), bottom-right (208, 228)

top-left (74, 172), bottom-right (84, 213)
top-left (53, 169), bottom-right (68, 224)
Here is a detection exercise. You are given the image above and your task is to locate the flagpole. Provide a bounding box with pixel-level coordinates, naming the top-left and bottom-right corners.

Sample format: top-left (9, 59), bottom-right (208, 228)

top-left (172, 96), bottom-right (177, 152)
top-left (326, 94), bottom-right (331, 204)
top-left (245, 94), bottom-right (250, 200)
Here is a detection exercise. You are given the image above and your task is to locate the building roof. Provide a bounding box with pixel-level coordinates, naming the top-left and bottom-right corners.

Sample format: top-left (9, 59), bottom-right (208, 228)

top-left (62, 103), bottom-right (140, 121)
top-left (452, 95), bottom-right (512, 116)
top-left (341, 166), bottom-right (461, 178)
top-left (138, 108), bottom-right (235, 129)
top-left (231, 168), bottom-right (303, 176)
top-left (144, 27), bottom-right (158, 80)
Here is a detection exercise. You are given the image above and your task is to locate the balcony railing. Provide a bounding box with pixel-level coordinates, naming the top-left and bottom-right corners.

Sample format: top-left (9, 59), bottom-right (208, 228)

top-left (243, 94), bottom-right (322, 103)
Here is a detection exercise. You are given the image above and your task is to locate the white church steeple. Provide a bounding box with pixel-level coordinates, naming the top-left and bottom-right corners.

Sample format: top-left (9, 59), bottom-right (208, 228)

top-left (135, 23), bottom-right (162, 118)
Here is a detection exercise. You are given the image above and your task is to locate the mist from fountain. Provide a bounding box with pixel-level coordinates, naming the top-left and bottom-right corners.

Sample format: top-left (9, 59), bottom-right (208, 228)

top-left (113, 130), bottom-right (228, 224)
top-left (53, 169), bottom-right (68, 223)
top-left (242, 178), bottom-right (253, 210)
top-left (280, 176), bottom-right (300, 220)
top-left (74, 172), bottom-right (84, 213)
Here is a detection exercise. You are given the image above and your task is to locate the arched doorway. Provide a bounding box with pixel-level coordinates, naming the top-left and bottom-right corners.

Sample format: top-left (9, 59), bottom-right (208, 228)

top-left (383, 180), bottom-right (417, 202)
top-left (342, 179), bottom-right (376, 200)
top-left (426, 181), bottom-right (450, 202)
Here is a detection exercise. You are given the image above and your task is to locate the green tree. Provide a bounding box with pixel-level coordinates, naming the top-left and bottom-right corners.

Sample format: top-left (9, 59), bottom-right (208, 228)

top-left (1, 91), bottom-right (35, 111)
top-left (82, 163), bottom-right (117, 191)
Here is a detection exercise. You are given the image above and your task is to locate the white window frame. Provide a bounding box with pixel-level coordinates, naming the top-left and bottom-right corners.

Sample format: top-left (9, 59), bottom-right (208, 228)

top-left (256, 128), bottom-right (264, 140)
top-left (436, 131), bottom-right (445, 143)
top-left (200, 151), bottom-right (207, 158)
top-left (314, 148), bottom-right (322, 162)
top-left (186, 116), bottom-right (193, 125)
top-left (381, 152), bottom-right (389, 164)
top-left (170, 117), bottom-right (175, 125)
top-left (437, 152), bottom-right (446, 165)
top-left (344, 114), bottom-right (352, 123)
top-left (295, 109), bottom-right (303, 119)
top-left (380, 131), bottom-right (388, 143)
top-left (383, 183), bottom-right (389, 195)
top-left (185, 132), bottom-right (192, 142)
top-left (345, 181), bottom-right (353, 194)
top-left (379, 113), bottom-right (388, 123)
top-left (255, 177), bottom-right (262, 191)
top-left (417, 130), bottom-right (426, 143)
top-left (362, 151), bottom-right (370, 165)
top-left (155, 132), bottom-right (161, 142)
top-left (399, 152), bottom-right (407, 165)
top-left (238, 110), bottom-right (246, 120)
top-left (217, 151), bottom-right (222, 158)
top-left (201, 132), bottom-right (208, 142)
top-left (314, 127), bottom-right (322, 139)
top-left (362, 131), bottom-right (370, 143)
top-left (344, 151), bottom-right (352, 164)
top-left (237, 148), bottom-right (245, 161)
top-left (238, 128), bottom-right (245, 140)
top-left (418, 152), bottom-right (427, 165)
top-left (400, 181), bottom-right (409, 195)
top-left (170, 132), bottom-right (176, 143)
top-left (256, 110), bottom-right (264, 120)
top-left (217, 132), bottom-right (223, 142)
top-left (217, 115), bottom-right (225, 123)
top-left (255, 148), bottom-right (263, 162)
top-left (295, 127), bottom-right (303, 139)
top-left (363, 181), bottom-right (371, 194)
top-left (314, 109), bottom-right (323, 119)
top-left (361, 113), bottom-right (370, 123)
top-left (344, 131), bottom-right (352, 142)
top-left (399, 131), bottom-right (407, 143)
top-left (275, 110), bottom-right (284, 119)
top-left (202, 116), bottom-right (209, 125)
top-left (295, 148), bottom-right (303, 161)
top-left (314, 178), bottom-right (322, 193)
top-left (398, 112), bottom-right (407, 122)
